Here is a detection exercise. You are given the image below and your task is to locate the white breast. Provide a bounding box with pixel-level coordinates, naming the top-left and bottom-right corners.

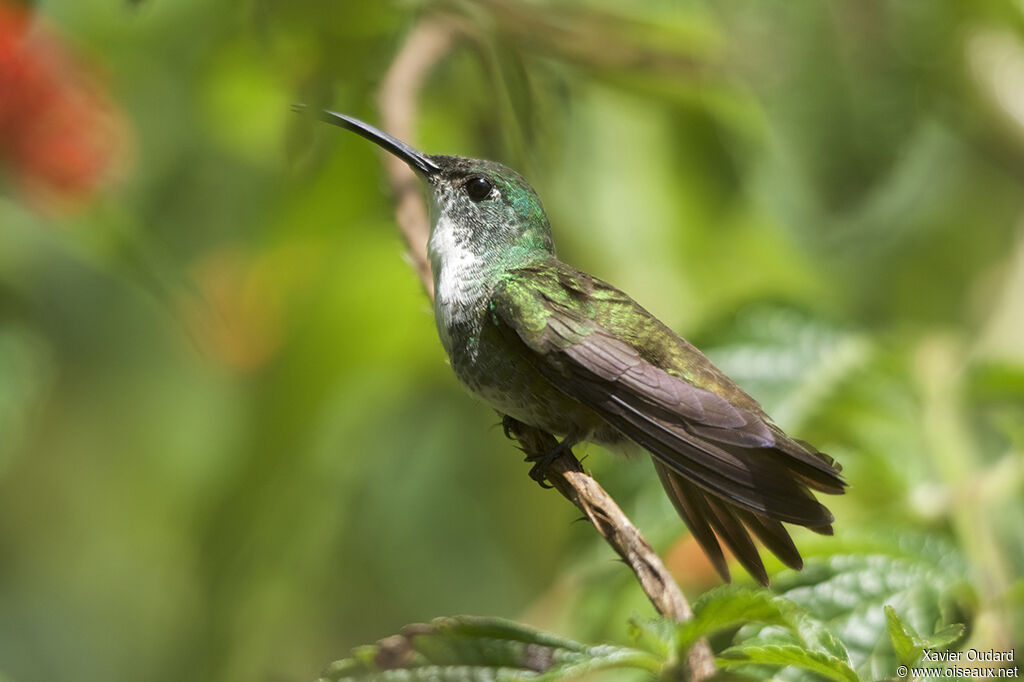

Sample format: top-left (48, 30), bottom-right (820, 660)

top-left (428, 214), bottom-right (488, 345)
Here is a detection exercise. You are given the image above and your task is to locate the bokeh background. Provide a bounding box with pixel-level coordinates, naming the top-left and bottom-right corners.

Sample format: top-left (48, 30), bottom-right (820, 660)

top-left (1, 1), bottom-right (1022, 680)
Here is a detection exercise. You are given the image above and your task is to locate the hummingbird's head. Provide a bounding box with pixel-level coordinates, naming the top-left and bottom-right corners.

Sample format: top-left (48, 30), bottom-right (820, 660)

top-left (309, 110), bottom-right (554, 268)
top-left (422, 155), bottom-right (553, 263)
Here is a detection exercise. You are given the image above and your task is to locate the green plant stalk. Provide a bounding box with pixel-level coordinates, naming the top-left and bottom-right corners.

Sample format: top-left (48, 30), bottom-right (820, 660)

top-left (915, 334), bottom-right (1013, 651)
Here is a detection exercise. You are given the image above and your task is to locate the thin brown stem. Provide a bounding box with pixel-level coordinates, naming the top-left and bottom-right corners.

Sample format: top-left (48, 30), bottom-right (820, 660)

top-left (378, 16), bottom-right (462, 299)
top-left (375, 15), bottom-right (715, 680)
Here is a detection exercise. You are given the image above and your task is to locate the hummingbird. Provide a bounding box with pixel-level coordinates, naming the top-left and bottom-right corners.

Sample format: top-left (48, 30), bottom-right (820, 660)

top-left (310, 109), bottom-right (846, 585)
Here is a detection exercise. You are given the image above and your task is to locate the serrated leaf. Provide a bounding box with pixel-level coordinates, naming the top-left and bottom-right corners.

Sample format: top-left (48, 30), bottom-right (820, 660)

top-left (627, 616), bottom-right (676, 658)
top-left (675, 588), bottom-right (789, 654)
top-left (737, 534), bottom-right (973, 681)
top-left (885, 605), bottom-right (921, 666)
top-left (920, 623), bottom-right (965, 650)
top-left (677, 586), bottom-right (851, 667)
top-left (885, 604), bottom-right (966, 669)
top-left (719, 644), bottom-right (861, 682)
top-left (317, 616), bottom-right (662, 681)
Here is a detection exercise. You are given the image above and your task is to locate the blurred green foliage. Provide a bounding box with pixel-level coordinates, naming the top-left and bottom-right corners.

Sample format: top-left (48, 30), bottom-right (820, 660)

top-left (1, 0), bottom-right (1022, 681)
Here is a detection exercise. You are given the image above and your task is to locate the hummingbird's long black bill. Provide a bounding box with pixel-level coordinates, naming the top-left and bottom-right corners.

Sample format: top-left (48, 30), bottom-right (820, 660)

top-left (292, 104), bottom-right (441, 176)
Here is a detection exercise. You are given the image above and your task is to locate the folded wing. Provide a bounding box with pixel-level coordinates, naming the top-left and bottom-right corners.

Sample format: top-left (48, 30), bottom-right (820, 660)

top-left (490, 261), bottom-right (846, 584)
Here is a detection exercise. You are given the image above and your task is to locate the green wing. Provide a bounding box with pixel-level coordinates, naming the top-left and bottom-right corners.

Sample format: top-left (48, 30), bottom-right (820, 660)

top-left (489, 259), bottom-right (845, 584)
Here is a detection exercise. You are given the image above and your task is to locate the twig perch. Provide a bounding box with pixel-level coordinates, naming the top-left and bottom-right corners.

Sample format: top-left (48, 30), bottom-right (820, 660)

top-left (375, 15), bottom-right (715, 679)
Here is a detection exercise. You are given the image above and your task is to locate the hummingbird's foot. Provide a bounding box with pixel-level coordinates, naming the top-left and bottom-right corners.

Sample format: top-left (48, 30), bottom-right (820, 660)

top-left (526, 435), bottom-right (579, 489)
top-left (499, 415), bottom-right (580, 489)
top-left (501, 414), bottom-right (518, 441)
top-left (528, 465), bottom-right (553, 488)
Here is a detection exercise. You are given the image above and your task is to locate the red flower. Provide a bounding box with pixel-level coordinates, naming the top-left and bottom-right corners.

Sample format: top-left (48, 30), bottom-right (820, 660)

top-left (0, 3), bottom-right (127, 212)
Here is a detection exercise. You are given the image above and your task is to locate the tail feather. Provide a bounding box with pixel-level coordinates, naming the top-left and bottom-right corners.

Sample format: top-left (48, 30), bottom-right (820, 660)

top-left (607, 393), bottom-right (837, 526)
top-left (658, 463), bottom-right (787, 585)
top-left (605, 392), bottom-right (848, 584)
top-left (655, 440), bottom-right (839, 585)
top-left (770, 430), bottom-right (847, 495)
top-left (704, 495), bottom-right (768, 585)
top-left (654, 462), bottom-right (730, 581)
top-left (735, 508), bottom-right (803, 571)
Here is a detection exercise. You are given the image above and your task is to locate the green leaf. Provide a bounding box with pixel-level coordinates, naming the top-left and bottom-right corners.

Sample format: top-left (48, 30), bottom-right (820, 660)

top-left (317, 616), bottom-right (662, 681)
top-left (738, 534), bottom-right (973, 681)
top-left (627, 616), bottom-right (676, 658)
top-left (676, 588), bottom-right (792, 652)
top-left (718, 644), bottom-right (860, 682)
top-left (676, 586), bottom-right (851, 666)
top-left (885, 605), bottom-right (921, 667)
top-left (886, 604), bottom-right (966, 668)
top-left (920, 623), bottom-right (966, 651)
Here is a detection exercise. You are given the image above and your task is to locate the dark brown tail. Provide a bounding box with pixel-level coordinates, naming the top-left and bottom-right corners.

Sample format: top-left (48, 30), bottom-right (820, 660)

top-left (653, 442), bottom-right (840, 586)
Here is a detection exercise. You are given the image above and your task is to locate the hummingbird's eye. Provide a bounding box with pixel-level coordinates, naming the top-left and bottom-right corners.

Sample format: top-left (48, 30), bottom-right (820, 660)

top-left (463, 176), bottom-right (493, 202)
